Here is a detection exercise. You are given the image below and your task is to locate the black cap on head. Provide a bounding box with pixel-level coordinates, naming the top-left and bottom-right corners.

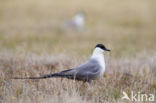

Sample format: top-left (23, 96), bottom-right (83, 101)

top-left (95, 44), bottom-right (111, 51)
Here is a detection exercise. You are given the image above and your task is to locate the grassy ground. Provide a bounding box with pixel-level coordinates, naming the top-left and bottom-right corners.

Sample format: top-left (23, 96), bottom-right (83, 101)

top-left (0, 0), bottom-right (156, 103)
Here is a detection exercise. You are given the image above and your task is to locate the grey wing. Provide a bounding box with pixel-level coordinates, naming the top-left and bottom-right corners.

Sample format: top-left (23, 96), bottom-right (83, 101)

top-left (55, 59), bottom-right (101, 81)
top-left (74, 59), bottom-right (101, 81)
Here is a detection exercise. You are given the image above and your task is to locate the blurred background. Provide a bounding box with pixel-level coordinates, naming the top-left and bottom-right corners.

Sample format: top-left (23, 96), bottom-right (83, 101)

top-left (0, 0), bottom-right (156, 57)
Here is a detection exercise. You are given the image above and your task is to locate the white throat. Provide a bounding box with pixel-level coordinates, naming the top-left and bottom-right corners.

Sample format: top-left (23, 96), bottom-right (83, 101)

top-left (91, 48), bottom-right (106, 76)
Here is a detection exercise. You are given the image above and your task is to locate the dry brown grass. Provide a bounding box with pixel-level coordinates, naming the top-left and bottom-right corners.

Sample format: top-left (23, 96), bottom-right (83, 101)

top-left (0, 52), bottom-right (155, 103)
top-left (0, 0), bottom-right (156, 103)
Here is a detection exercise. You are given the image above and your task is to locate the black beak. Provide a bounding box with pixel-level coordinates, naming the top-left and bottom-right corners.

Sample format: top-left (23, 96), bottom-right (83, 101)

top-left (105, 48), bottom-right (111, 52)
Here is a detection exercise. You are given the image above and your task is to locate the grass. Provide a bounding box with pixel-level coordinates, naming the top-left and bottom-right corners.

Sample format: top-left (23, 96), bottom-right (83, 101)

top-left (0, 52), bottom-right (155, 103)
top-left (0, 0), bottom-right (156, 103)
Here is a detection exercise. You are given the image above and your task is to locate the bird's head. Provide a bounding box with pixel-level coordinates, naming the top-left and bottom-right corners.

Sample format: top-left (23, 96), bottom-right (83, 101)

top-left (94, 44), bottom-right (111, 54)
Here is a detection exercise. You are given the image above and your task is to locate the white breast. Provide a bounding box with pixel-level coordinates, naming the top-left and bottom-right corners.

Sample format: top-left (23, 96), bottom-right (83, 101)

top-left (95, 56), bottom-right (105, 76)
top-left (91, 48), bottom-right (106, 76)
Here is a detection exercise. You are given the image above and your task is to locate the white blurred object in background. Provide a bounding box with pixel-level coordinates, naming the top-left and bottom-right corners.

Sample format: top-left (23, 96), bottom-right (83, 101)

top-left (61, 12), bottom-right (85, 31)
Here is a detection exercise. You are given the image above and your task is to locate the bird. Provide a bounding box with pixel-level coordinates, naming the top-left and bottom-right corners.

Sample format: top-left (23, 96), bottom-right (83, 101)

top-left (61, 12), bottom-right (85, 31)
top-left (13, 44), bottom-right (111, 83)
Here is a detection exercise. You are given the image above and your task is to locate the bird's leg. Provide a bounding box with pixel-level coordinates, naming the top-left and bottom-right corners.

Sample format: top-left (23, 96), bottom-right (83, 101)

top-left (88, 79), bottom-right (92, 84)
top-left (73, 73), bottom-right (76, 83)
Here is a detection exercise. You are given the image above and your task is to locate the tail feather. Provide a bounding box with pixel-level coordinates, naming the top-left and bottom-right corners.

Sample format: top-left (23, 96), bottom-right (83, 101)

top-left (13, 73), bottom-right (66, 79)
